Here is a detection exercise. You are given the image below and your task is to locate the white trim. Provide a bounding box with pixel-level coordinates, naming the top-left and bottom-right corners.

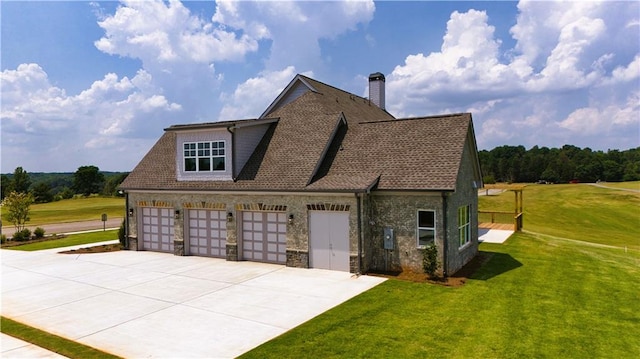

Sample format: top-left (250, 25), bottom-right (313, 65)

top-left (183, 140), bottom-right (227, 173)
top-left (457, 204), bottom-right (471, 248)
top-left (260, 75), bottom-right (318, 118)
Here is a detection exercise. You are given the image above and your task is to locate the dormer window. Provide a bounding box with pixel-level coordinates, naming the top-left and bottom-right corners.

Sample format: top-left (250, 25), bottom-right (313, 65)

top-left (184, 141), bottom-right (226, 172)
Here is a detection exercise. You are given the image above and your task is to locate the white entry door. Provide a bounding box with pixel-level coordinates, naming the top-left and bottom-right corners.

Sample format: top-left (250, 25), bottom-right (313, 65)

top-left (309, 211), bottom-right (350, 271)
top-left (241, 211), bottom-right (287, 264)
top-left (141, 207), bottom-right (174, 252)
top-left (187, 209), bottom-right (227, 258)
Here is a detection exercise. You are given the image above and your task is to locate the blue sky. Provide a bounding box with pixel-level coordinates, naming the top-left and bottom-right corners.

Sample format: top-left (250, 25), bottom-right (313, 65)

top-left (2, 0), bottom-right (639, 173)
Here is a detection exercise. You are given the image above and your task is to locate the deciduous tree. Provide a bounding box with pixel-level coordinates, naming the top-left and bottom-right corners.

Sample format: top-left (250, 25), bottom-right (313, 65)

top-left (11, 167), bottom-right (31, 194)
top-left (73, 165), bottom-right (105, 196)
top-left (1, 174), bottom-right (11, 200)
top-left (2, 191), bottom-right (34, 232)
top-left (32, 182), bottom-right (54, 203)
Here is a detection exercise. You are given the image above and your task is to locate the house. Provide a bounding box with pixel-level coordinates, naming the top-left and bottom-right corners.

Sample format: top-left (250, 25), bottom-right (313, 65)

top-left (119, 73), bottom-right (483, 276)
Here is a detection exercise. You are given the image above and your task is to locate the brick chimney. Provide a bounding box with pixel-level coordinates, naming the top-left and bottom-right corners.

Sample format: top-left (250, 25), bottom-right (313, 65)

top-left (368, 72), bottom-right (385, 110)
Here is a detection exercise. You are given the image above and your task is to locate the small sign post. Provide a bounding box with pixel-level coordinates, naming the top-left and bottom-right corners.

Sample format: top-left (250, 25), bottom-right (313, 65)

top-left (101, 213), bottom-right (107, 231)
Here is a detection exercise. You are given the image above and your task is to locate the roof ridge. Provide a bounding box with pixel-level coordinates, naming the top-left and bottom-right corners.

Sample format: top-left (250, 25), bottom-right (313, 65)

top-left (165, 117), bottom-right (279, 131)
top-left (359, 112), bottom-right (470, 125)
top-left (298, 74), bottom-right (369, 102)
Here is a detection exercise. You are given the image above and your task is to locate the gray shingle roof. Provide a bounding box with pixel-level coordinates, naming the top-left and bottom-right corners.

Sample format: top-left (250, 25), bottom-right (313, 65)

top-left (120, 74), bottom-right (479, 192)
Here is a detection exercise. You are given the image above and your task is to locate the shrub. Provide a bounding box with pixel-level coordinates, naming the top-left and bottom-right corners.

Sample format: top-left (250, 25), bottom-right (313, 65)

top-left (422, 244), bottom-right (440, 279)
top-left (13, 228), bottom-right (32, 242)
top-left (59, 187), bottom-right (75, 200)
top-left (118, 219), bottom-right (127, 248)
top-left (1, 234), bottom-right (6, 244)
top-left (34, 227), bottom-right (46, 239)
top-left (483, 175), bottom-right (496, 185)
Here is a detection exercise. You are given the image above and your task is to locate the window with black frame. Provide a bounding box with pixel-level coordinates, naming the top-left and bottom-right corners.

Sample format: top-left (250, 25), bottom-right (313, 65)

top-left (417, 210), bottom-right (435, 247)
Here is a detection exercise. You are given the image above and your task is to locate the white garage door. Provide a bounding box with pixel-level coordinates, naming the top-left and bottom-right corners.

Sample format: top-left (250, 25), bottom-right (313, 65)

top-left (241, 211), bottom-right (287, 264)
top-left (141, 207), bottom-right (174, 252)
top-left (187, 209), bottom-right (227, 258)
top-left (309, 211), bottom-right (350, 271)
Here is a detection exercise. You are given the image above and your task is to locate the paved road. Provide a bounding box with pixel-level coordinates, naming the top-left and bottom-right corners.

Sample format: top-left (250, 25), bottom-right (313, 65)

top-left (1, 218), bottom-right (123, 238)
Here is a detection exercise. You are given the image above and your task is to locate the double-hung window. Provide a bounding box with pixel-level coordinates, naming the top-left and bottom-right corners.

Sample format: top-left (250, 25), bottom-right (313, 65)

top-left (184, 141), bottom-right (225, 172)
top-left (417, 210), bottom-right (436, 247)
top-left (458, 205), bottom-right (471, 247)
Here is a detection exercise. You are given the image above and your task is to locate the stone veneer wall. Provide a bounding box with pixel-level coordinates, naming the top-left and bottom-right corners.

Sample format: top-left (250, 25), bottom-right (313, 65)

top-left (444, 140), bottom-right (480, 275)
top-left (366, 145), bottom-right (479, 276)
top-left (125, 144), bottom-right (479, 276)
top-left (368, 192), bottom-right (444, 274)
top-left (359, 193), bottom-right (374, 274)
top-left (126, 192), bottom-right (359, 272)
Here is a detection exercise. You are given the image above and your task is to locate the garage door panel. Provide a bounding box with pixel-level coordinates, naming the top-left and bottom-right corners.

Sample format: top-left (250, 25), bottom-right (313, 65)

top-left (186, 209), bottom-right (227, 258)
top-left (310, 211), bottom-right (350, 271)
top-left (241, 211), bottom-right (286, 264)
top-left (141, 207), bottom-right (174, 253)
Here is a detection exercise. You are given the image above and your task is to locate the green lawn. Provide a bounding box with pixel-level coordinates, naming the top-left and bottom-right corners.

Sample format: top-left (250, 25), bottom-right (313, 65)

top-left (3, 230), bottom-right (118, 251)
top-left (4, 183), bottom-right (639, 358)
top-left (596, 181), bottom-right (640, 190)
top-left (479, 183), bottom-right (640, 250)
top-left (1, 196), bottom-right (125, 226)
top-left (1, 317), bottom-right (122, 359)
top-left (242, 183), bottom-right (640, 358)
top-left (243, 232), bottom-right (639, 358)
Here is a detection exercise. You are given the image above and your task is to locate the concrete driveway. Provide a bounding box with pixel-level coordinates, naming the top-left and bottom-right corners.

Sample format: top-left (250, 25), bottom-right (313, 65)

top-left (1, 245), bottom-right (385, 358)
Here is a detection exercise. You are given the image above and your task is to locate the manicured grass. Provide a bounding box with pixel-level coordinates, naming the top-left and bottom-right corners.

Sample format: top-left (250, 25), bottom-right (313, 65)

top-left (1, 316), bottom-right (122, 359)
top-left (242, 232), bottom-right (640, 358)
top-left (479, 183), bottom-right (640, 250)
top-left (243, 184), bottom-right (640, 358)
top-left (1, 197), bottom-right (125, 226)
top-left (4, 230), bottom-right (118, 251)
top-left (596, 181), bottom-right (640, 190)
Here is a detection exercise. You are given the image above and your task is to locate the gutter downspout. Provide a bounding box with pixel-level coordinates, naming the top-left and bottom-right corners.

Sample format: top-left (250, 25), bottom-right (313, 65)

top-left (441, 192), bottom-right (448, 277)
top-left (356, 193), bottom-right (363, 275)
top-left (125, 192), bottom-right (130, 249)
top-left (226, 126), bottom-right (236, 180)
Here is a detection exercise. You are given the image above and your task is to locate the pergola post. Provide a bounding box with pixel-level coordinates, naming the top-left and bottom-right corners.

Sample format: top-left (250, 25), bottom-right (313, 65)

top-left (513, 189), bottom-right (523, 231)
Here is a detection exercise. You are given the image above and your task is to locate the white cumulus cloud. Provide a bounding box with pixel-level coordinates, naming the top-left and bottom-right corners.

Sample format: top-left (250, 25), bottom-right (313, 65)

top-left (218, 66), bottom-right (306, 119)
top-left (1, 64), bottom-right (180, 171)
top-left (211, 0), bottom-right (375, 71)
top-left (385, 1), bottom-right (639, 150)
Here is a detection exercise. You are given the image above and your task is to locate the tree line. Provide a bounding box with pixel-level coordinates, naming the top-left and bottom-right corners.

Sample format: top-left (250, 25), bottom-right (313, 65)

top-left (479, 145), bottom-right (640, 184)
top-left (1, 166), bottom-right (129, 203)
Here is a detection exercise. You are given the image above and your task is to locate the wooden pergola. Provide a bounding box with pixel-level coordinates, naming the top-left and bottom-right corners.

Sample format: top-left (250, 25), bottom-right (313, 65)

top-left (479, 184), bottom-right (525, 231)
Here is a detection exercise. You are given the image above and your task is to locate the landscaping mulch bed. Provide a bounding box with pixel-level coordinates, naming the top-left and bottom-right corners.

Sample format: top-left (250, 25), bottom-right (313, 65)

top-left (368, 251), bottom-right (494, 287)
top-left (0, 235), bottom-right (68, 248)
top-left (60, 244), bottom-right (122, 254)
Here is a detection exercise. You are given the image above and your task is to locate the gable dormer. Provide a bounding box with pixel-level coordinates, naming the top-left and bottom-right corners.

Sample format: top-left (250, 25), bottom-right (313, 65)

top-left (168, 118), bottom-right (278, 182)
top-left (260, 75), bottom-right (318, 118)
